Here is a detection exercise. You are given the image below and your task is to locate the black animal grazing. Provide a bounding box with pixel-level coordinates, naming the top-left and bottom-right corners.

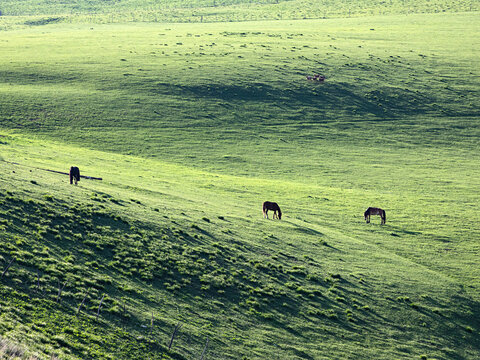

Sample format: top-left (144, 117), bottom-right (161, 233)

top-left (263, 201), bottom-right (282, 220)
top-left (69, 166), bottom-right (80, 185)
top-left (364, 207), bottom-right (386, 224)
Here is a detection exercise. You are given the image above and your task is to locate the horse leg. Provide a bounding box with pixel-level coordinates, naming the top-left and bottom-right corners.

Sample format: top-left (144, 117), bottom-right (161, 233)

top-left (264, 209), bottom-right (268, 219)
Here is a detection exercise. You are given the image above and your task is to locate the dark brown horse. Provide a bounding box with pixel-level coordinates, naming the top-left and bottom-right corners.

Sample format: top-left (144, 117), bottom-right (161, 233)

top-left (263, 201), bottom-right (282, 220)
top-left (364, 207), bottom-right (386, 224)
top-left (69, 166), bottom-right (80, 185)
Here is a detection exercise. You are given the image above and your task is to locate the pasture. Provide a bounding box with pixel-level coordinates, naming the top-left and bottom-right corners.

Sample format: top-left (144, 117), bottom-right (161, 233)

top-left (0, 9), bottom-right (479, 360)
top-left (0, 0), bottom-right (478, 27)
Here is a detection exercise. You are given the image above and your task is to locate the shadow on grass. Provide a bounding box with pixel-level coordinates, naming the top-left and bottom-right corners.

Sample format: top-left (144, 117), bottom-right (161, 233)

top-left (146, 80), bottom-right (436, 120)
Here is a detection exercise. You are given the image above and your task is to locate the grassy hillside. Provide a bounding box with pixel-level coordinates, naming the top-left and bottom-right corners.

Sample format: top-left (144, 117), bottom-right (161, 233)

top-left (0, 133), bottom-right (479, 359)
top-left (0, 0), bottom-right (478, 26)
top-left (0, 13), bottom-right (478, 172)
top-left (0, 10), bottom-right (479, 360)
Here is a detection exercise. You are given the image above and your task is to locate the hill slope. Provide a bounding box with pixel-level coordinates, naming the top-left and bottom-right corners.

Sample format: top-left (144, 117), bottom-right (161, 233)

top-left (0, 0), bottom-right (478, 24)
top-left (0, 13), bottom-right (478, 175)
top-left (0, 9), bottom-right (479, 360)
top-left (0, 135), bottom-right (479, 359)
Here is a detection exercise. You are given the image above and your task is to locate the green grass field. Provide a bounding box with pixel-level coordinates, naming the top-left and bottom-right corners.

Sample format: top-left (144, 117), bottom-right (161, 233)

top-left (0, 3), bottom-right (479, 360)
top-left (0, 0), bottom-right (478, 26)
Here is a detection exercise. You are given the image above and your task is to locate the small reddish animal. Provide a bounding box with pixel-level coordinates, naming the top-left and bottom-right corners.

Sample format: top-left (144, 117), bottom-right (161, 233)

top-left (69, 166), bottom-right (80, 185)
top-left (263, 201), bottom-right (282, 220)
top-left (364, 207), bottom-right (386, 224)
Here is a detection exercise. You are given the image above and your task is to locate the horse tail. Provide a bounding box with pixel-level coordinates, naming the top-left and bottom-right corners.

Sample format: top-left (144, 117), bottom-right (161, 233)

top-left (69, 167), bottom-right (73, 184)
top-left (382, 210), bottom-right (386, 224)
top-left (262, 202), bottom-right (267, 218)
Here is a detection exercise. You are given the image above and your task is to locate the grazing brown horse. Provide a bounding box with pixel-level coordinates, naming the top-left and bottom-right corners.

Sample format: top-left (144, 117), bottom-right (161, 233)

top-left (263, 201), bottom-right (282, 220)
top-left (364, 207), bottom-right (386, 224)
top-left (69, 166), bottom-right (80, 185)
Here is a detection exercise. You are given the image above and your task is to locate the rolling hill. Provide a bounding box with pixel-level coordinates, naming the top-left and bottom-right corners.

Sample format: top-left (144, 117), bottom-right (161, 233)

top-left (0, 0), bottom-right (478, 26)
top-left (0, 1), bottom-right (479, 359)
